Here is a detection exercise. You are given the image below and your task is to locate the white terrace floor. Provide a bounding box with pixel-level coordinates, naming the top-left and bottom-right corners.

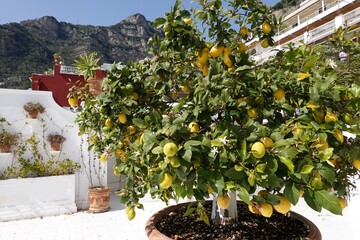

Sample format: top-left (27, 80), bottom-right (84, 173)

top-left (0, 180), bottom-right (359, 240)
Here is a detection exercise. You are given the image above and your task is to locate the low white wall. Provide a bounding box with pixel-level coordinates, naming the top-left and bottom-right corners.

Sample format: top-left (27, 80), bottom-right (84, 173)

top-left (0, 89), bottom-right (95, 212)
top-left (0, 175), bottom-right (76, 221)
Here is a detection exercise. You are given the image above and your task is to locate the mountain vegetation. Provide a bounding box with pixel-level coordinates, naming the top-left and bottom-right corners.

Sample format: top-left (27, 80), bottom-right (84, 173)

top-left (0, 14), bottom-right (161, 89)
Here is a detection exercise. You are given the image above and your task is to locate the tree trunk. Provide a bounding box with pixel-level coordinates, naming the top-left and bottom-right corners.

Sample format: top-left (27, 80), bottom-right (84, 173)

top-left (211, 191), bottom-right (238, 224)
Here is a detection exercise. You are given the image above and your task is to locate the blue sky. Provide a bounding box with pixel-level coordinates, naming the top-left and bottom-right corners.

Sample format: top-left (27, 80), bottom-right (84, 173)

top-left (0, 0), bottom-right (278, 26)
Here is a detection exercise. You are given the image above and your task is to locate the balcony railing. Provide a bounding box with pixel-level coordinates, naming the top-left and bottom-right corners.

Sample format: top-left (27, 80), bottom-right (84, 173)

top-left (60, 66), bottom-right (78, 75)
top-left (344, 7), bottom-right (360, 26)
top-left (308, 20), bottom-right (335, 43)
top-left (277, 0), bottom-right (346, 36)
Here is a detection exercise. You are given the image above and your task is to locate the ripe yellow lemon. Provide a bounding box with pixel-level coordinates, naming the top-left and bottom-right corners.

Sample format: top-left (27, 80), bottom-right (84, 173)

top-left (248, 202), bottom-right (259, 214)
top-left (262, 21), bottom-right (272, 34)
top-left (171, 90), bottom-right (178, 99)
top-left (338, 197), bottom-right (346, 209)
top-left (259, 203), bottom-right (273, 218)
top-left (325, 111), bottom-right (338, 123)
top-left (293, 127), bottom-right (302, 135)
top-left (132, 92), bottom-right (139, 100)
top-left (126, 206), bottom-right (136, 220)
top-left (257, 190), bottom-right (269, 197)
top-left (118, 113), bottom-right (127, 124)
top-left (237, 98), bottom-right (246, 108)
top-left (105, 118), bottom-right (113, 127)
top-left (181, 85), bottom-right (190, 93)
top-left (100, 154), bottom-right (108, 163)
top-left (113, 165), bottom-right (121, 176)
top-left (183, 17), bottom-right (192, 25)
top-left (68, 97), bottom-right (78, 107)
top-left (306, 100), bottom-right (320, 109)
top-left (169, 156), bottom-right (180, 168)
top-left (352, 159), bottom-right (360, 170)
top-left (209, 45), bottom-right (224, 57)
top-left (297, 72), bottom-right (311, 81)
top-left (163, 142), bottom-right (178, 157)
top-left (273, 195), bottom-right (291, 214)
top-left (333, 129), bottom-right (344, 143)
top-left (127, 125), bottom-right (136, 134)
top-left (311, 139), bottom-right (329, 151)
top-left (217, 194), bottom-right (230, 209)
top-left (188, 122), bottom-right (200, 133)
top-left (260, 137), bottom-right (273, 149)
top-left (197, 48), bottom-right (209, 64)
top-left (159, 172), bottom-right (173, 189)
top-left (202, 65), bottom-right (209, 76)
top-left (251, 141), bottom-right (266, 158)
top-left (240, 26), bottom-right (249, 35)
top-left (274, 88), bottom-right (285, 100)
top-left (261, 38), bottom-right (269, 48)
top-left (247, 108), bottom-right (258, 118)
top-left (237, 42), bottom-right (247, 53)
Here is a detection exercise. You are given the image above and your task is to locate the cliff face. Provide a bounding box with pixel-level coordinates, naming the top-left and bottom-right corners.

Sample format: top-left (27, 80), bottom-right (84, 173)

top-left (0, 14), bottom-right (161, 88)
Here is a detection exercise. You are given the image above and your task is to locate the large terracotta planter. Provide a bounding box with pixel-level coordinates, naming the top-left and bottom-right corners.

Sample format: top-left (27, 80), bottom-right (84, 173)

top-left (88, 186), bottom-right (110, 213)
top-left (146, 201), bottom-right (322, 240)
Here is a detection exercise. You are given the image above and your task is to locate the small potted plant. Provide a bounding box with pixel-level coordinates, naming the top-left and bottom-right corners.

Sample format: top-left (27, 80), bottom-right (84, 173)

top-left (23, 102), bottom-right (45, 119)
top-left (0, 130), bottom-right (19, 153)
top-left (46, 133), bottom-right (66, 151)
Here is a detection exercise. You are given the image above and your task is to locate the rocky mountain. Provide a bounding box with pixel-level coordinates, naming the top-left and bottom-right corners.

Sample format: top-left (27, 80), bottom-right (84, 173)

top-left (0, 14), bottom-right (161, 89)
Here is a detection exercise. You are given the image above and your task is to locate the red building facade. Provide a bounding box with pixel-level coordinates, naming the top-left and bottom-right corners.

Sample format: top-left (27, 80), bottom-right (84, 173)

top-left (30, 59), bottom-right (106, 107)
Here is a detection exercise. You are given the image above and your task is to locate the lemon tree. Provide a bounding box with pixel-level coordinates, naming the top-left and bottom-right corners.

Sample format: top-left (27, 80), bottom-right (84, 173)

top-left (75, 0), bottom-right (360, 224)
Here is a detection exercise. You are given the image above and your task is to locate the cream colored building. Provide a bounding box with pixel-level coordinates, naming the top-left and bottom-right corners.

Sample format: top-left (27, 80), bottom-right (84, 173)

top-left (250, 0), bottom-right (360, 62)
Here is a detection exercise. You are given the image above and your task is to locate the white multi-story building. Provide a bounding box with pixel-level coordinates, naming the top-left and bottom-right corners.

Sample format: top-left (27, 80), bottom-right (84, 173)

top-left (250, 0), bottom-right (360, 62)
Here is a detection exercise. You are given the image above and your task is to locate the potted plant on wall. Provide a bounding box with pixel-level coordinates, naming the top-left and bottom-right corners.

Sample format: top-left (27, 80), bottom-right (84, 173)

top-left (0, 130), bottom-right (18, 153)
top-left (23, 102), bottom-right (45, 119)
top-left (53, 53), bottom-right (62, 65)
top-left (74, 0), bottom-right (360, 238)
top-left (46, 133), bottom-right (66, 151)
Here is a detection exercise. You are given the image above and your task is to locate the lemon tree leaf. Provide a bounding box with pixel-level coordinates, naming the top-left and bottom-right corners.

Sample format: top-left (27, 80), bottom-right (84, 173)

top-left (248, 171), bottom-right (256, 186)
top-left (300, 165), bottom-right (314, 174)
top-left (143, 131), bottom-right (157, 153)
top-left (268, 173), bottom-right (281, 188)
top-left (279, 156), bottom-right (294, 173)
top-left (304, 189), bottom-right (322, 212)
top-left (314, 190), bottom-right (342, 215)
top-left (281, 146), bottom-right (298, 159)
top-left (182, 149), bottom-right (192, 162)
top-left (184, 140), bottom-right (202, 149)
top-left (151, 146), bottom-right (163, 155)
top-left (132, 118), bottom-right (146, 128)
top-left (150, 109), bottom-right (162, 123)
top-left (319, 148), bottom-right (333, 162)
top-left (284, 183), bottom-right (300, 205)
top-left (237, 186), bottom-right (250, 204)
top-left (225, 168), bottom-right (247, 180)
top-left (318, 165), bottom-right (335, 184)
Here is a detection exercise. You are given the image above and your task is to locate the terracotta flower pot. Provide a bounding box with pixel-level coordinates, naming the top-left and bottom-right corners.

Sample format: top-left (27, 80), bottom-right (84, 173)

top-left (50, 143), bottom-right (61, 151)
top-left (88, 186), bottom-right (110, 213)
top-left (0, 145), bottom-right (11, 153)
top-left (145, 201), bottom-right (322, 240)
top-left (87, 77), bottom-right (104, 97)
top-left (27, 112), bottom-right (38, 119)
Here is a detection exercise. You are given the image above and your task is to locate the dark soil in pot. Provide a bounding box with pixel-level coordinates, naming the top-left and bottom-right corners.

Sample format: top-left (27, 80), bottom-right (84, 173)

top-left (150, 201), bottom-right (320, 240)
